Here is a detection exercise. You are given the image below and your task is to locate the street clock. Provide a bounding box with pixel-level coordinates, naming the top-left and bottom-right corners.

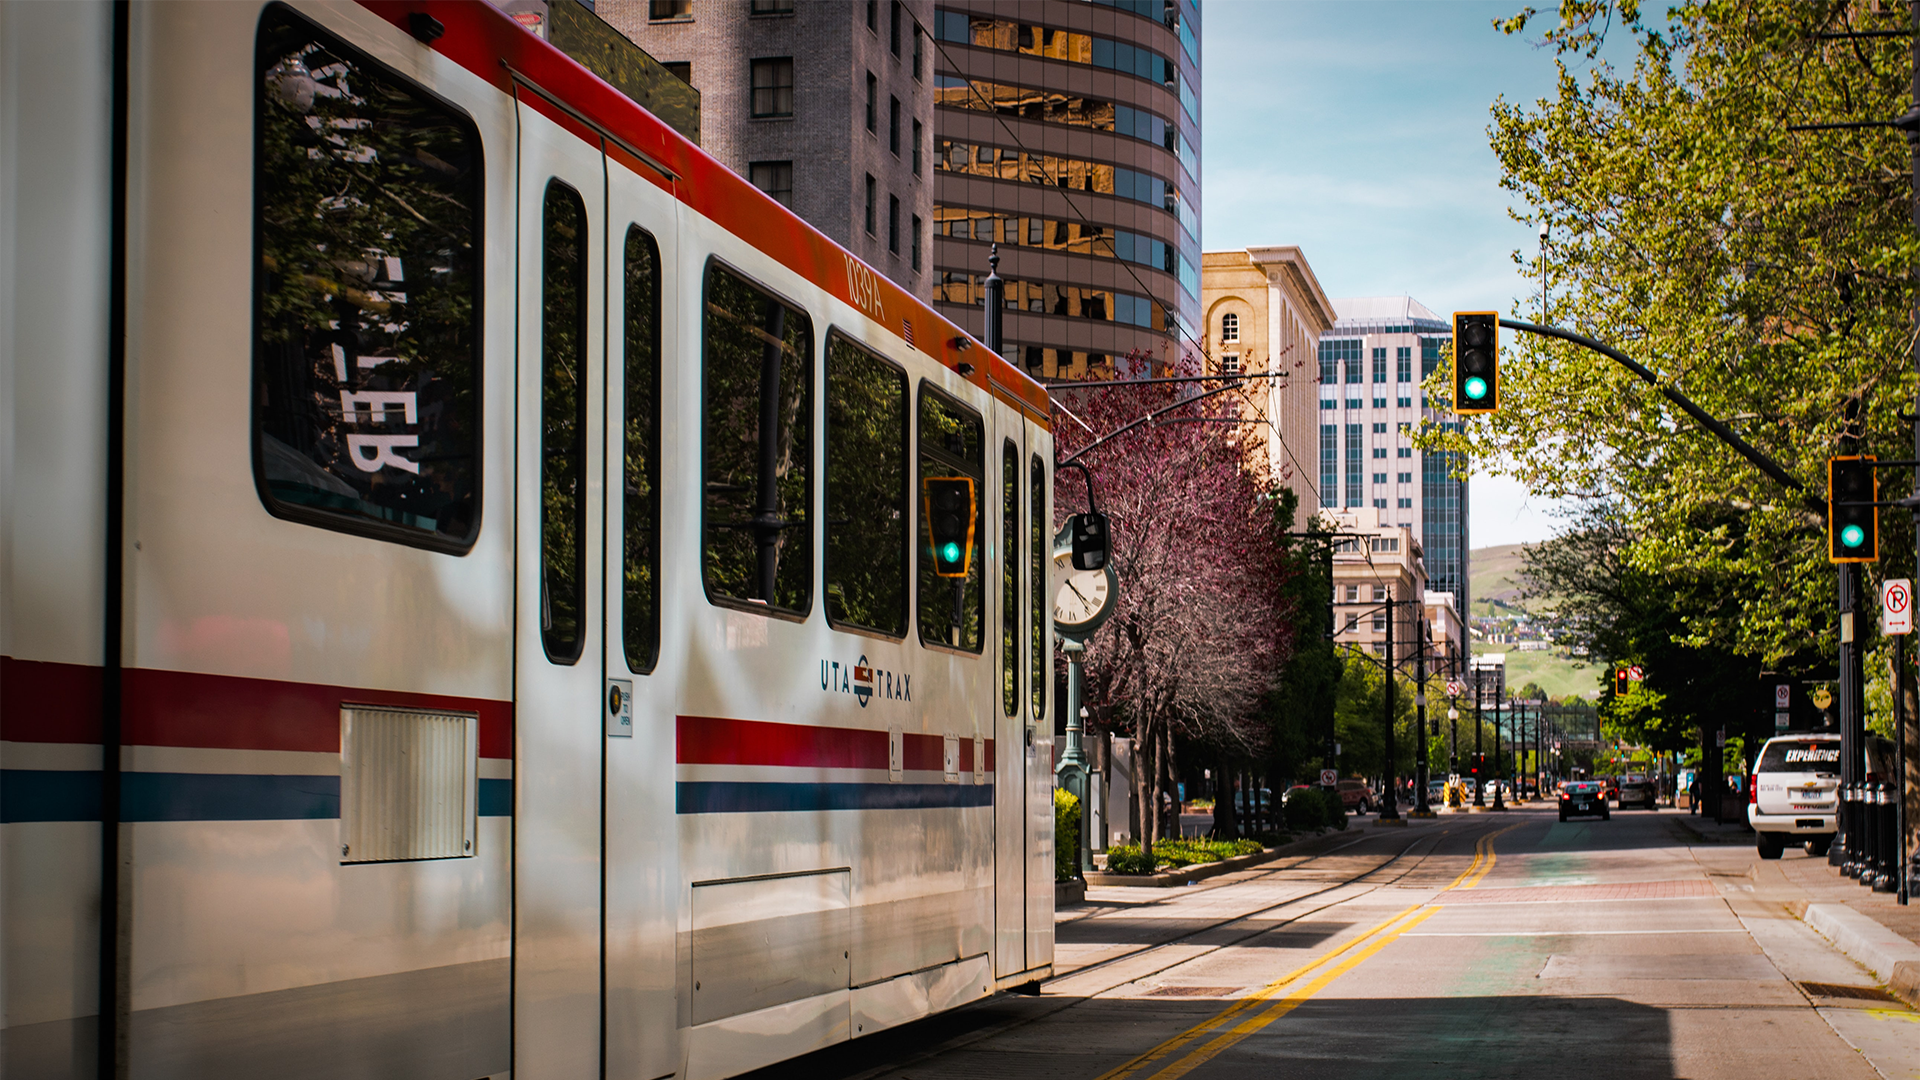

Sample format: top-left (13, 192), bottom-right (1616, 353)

top-left (1053, 564), bottom-right (1118, 637)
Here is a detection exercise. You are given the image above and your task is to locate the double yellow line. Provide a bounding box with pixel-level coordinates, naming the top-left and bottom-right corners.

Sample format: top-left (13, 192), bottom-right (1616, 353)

top-left (1094, 824), bottom-right (1520, 1080)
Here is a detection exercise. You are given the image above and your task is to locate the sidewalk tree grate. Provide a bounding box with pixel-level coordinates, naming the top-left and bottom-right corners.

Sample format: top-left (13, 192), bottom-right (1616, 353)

top-left (1146, 985), bottom-right (1243, 997)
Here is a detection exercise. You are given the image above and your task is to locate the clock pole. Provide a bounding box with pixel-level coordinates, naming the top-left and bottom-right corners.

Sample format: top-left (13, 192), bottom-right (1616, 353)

top-left (1055, 634), bottom-right (1092, 877)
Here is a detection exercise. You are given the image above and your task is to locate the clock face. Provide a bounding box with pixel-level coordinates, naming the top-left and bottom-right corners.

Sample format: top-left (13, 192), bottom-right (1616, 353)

top-left (1054, 568), bottom-right (1113, 629)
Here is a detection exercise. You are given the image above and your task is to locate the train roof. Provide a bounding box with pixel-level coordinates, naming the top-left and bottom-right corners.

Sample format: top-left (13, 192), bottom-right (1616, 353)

top-left (359, 0), bottom-right (1053, 426)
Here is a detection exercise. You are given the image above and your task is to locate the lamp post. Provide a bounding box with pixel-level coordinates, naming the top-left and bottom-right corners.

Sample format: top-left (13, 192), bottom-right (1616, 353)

top-left (1472, 670), bottom-right (1487, 807)
top-left (1448, 705), bottom-right (1459, 776)
top-left (1412, 614), bottom-right (1435, 818)
top-left (1493, 690), bottom-right (1508, 811)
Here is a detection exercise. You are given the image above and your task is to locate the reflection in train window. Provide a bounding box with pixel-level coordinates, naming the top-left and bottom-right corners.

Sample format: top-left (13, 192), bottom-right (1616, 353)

top-left (540, 181), bottom-right (589, 665)
top-left (1031, 455), bottom-right (1046, 719)
top-left (703, 262), bottom-right (813, 615)
top-left (253, 6), bottom-right (481, 551)
top-left (623, 226), bottom-right (661, 673)
top-left (824, 334), bottom-right (908, 637)
top-left (1002, 441), bottom-right (1019, 715)
top-left (917, 387), bottom-right (984, 651)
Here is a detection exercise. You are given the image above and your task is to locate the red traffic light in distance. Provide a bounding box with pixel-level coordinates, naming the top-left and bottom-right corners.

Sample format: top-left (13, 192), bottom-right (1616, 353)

top-left (1452, 311), bottom-right (1499, 414)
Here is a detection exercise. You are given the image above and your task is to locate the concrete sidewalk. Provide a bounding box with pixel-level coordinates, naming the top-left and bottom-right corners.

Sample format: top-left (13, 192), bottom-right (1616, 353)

top-left (1778, 854), bottom-right (1920, 1007)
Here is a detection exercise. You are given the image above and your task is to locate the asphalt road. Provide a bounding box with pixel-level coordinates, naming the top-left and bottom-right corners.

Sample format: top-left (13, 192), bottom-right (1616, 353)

top-left (744, 804), bottom-right (1920, 1080)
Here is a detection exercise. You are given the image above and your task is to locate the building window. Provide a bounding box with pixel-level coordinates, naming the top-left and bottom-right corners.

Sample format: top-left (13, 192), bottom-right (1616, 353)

top-left (1221, 353), bottom-right (1240, 376)
top-left (1346, 398), bottom-right (1361, 410)
top-left (891, 0), bottom-right (902, 55)
top-left (1373, 472), bottom-right (1387, 484)
top-left (1398, 447), bottom-right (1412, 458)
top-left (912, 119), bottom-right (923, 174)
top-left (1372, 347), bottom-right (1387, 383)
top-left (750, 58), bottom-right (793, 117)
top-left (649, 0), bottom-right (691, 21)
top-left (1345, 585), bottom-right (1360, 602)
top-left (911, 214), bottom-right (922, 270)
top-left (1345, 424), bottom-right (1362, 507)
top-left (1397, 497), bottom-right (1413, 508)
top-left (1373, 498), bottom-right (1388, 509)
top-left (867, 0), bottom-right (878, 33)
top-left (662, 61), bottom-right (691, 83)
top-left (1372, 613), bottom-right (1388, 632)
top-left (751, 0), bottom-right (794, 13)
top-left (1396, 346), bottom-right (1412, 382)
top-left (1372, 422), bottom-right (1388, 433)
top-left (1345, 351), bottom-right (1362, 384)
top-left (1221, 312), bottom-right (1239, 343)
top-left (866, 72), bottom-right (877, 132)
top-left (1398, 472), bottom-right (1412, 484)
top-left (1372, 448), bottom-right (1386, 459)
top-left (1320, 424), bottom-right (1338, 505)
top-left (889, 95), bottom-right (901, 155)
top-left (888, 194), bottom-right (900, 254)
top-left (914, 25), bottom-right (924, 79)
top-left (1372, 397), bottom-right (1387, 409)
top-left (1397, 396), bottom-right (1412, 408)
top-left (749, 161), bottom-right (793, 208)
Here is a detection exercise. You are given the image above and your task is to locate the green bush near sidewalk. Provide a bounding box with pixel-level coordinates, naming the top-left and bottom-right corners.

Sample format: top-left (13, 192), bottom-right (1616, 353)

top-left (1054, 788), bottom-right (1081, 882)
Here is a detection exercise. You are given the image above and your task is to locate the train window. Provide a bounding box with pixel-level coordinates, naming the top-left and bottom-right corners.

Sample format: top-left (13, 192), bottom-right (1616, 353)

top-left (824, 334), bottom-right (908, 636)
top-left (540, 181), bottom-right (589, 665)
top-left (703, 262), bottom-right (813, 615)
top-left (1030, 455), bottom-right (1046, 719)
top-left (1001, 441), bottom-right (1019, 714)
top-left (916, 387), bottom-right (984, 650)
top-left (253, 6), bottom-right (482, 552)
top-left (623, 226), bottom-right (662, 673)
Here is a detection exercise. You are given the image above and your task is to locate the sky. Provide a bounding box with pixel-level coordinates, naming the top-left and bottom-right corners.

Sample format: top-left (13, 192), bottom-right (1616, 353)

top-left (1199, 1), bottom-right (1611, 548)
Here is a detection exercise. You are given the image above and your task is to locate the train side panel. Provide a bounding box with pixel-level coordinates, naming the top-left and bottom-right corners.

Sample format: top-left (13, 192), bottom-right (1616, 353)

top-left (117, 3), bottom-right (516, 1076)
top-left (0, 4), bottom-right (115, 1078)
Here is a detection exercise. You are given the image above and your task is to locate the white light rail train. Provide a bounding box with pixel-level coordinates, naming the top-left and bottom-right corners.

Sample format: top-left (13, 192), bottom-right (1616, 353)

top-left (0, 3), bottom-right (1058, 1078)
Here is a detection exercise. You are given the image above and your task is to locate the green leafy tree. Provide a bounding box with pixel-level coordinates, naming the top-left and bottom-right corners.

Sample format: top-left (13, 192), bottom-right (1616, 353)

top-left (1430, 0), bottom-right (1920, 667)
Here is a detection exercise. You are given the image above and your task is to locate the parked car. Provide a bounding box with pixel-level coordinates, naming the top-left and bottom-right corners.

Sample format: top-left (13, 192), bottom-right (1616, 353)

top-left (1601, 775), bottom-right (1621, 802)
top-left (1335, 779), bottom-right (1375, 813)
top-left (1616, 773), bottom-right (1658, 810)
top-left (1749, 734), bottom-right (1840, 859)
top-left (1559, 780), bottom-right (1610, 822)
top-left (1427, 779), bottom-right (1448, 805)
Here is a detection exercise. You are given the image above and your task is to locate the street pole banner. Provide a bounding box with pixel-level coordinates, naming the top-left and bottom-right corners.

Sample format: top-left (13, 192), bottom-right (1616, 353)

top-left (1883, 578), bottom-right (1911, 635)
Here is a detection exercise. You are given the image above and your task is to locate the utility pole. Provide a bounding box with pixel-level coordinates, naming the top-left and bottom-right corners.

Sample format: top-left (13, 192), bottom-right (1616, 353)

top-left (1413, 614), bottom-right (1434, 817)
top-left (1473, 668), bottom-right (1486, 807)
top-left (1380, 595), bottom-right (1401, 822)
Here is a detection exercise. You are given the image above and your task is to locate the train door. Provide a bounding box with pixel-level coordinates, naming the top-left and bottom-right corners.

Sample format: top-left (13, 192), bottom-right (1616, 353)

top-left (512, 93), bottom-right (607, 1080)
top-left (1024, 435), bottom-right (1054, 970)
top-left (991, 419), bottom-right (1026, 978)
top-left (601, 156), bottom-right (680, 1079)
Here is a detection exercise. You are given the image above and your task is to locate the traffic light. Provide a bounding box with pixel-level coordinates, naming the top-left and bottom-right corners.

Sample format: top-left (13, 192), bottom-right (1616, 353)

top-left (1069, 511), bottom-right (1111, 570)
top-left (1828, 455), bottom-right (1878, 563)
top-left (1452, 311), bottom-right (1499, 414)
top-left (1614, 667), bottom-right (1629, 696)
top-left (923, 477), bottom-right (977, 578)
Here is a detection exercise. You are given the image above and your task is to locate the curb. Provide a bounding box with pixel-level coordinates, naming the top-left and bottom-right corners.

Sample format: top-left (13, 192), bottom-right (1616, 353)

top-left (1055, 879), bottom-right (1087, 906)
top-left (1085, 824), bottom-right (1367, 889)
top-left (1797, 901), bottom-right (1920, 1008)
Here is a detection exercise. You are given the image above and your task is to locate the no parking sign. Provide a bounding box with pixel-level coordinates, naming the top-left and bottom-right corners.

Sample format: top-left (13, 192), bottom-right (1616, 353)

top-left (1883, 578), bottom-right (1912, 635)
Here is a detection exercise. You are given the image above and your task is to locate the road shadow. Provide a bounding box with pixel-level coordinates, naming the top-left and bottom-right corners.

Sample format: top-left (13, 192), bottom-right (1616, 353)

top-left (734, 992), bottom-right (1677, 1080)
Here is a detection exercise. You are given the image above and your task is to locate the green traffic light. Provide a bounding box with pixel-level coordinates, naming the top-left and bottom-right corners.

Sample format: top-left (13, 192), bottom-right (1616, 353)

top-left (1840, 523), bottom-right (1865, 549)
top-left (1463, 376), bottom-right (1488, 401)
top-left (942, 542), bottom-right (962, 563)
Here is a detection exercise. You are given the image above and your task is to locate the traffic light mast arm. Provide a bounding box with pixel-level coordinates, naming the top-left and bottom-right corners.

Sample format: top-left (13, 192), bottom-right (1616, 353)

top-left (1497, 318), bottom-right (1823, 517)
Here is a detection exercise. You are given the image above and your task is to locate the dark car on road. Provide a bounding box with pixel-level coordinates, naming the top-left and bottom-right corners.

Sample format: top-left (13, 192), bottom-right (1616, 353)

top-left (1559, 780), bottom-right (1609, 822)
top-left (1616, 773), bottom-right (1657, 809)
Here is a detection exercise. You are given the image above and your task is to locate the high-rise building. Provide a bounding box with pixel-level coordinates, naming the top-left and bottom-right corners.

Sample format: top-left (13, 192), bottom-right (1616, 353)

top-left (1316, 297), bottom-right (1471, 615)
top-left (599, 0), bottom-right (935, 294)
top-left (1200, 246), bottom-right (1336, 515)
top-left (927, 1), bottom-right (1201, 378)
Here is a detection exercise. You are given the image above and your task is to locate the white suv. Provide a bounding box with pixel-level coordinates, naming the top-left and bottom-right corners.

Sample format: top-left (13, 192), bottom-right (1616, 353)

top-left (1748, 734), bottom-right (1840, 859)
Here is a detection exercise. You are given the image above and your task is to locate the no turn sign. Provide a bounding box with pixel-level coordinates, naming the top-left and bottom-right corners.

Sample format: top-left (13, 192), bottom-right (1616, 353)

top-left (1884, 578), bottom-right (1912, 635)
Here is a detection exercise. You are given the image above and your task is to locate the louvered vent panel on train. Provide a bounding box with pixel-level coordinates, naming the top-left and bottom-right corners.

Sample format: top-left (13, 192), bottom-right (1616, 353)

top-left (340, 706), bottom-right (478, 863)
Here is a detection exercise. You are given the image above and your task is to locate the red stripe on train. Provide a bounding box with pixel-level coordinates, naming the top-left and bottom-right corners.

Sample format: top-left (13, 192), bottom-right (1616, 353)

top-left (0, 658), bottom-right (510, 757)
top-left (677, 715), bottom-right (994, 772)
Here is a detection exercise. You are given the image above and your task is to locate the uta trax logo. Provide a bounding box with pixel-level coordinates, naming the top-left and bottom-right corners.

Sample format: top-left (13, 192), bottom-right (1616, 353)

top-left (821, 654), bottom-right (910, 707)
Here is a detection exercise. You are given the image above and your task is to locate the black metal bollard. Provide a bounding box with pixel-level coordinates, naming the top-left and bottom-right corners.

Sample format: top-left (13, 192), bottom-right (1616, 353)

top-left (1844, 784), bottom-right (1864, 877)
top-left (1876, 783), bottom-right (1900, 893)
top-left (1831, 783), bottom-right (1849, 867)
top-left (1858, 780), bottom-right (1873, 883)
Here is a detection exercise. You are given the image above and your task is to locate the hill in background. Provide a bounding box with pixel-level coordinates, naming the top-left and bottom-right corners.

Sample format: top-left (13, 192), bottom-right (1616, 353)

top-left (1465, 542), bottom-right (1600, 700)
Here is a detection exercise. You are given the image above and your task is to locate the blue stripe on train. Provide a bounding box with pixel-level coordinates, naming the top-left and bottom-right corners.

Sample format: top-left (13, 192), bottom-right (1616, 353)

top-left (675, 780), bottom-right (995, 814)
top-left (0, 771), bottom-right (513, 823)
